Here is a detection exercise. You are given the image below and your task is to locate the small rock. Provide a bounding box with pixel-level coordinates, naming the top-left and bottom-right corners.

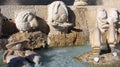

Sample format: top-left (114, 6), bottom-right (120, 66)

top-left (94, 56), bottom-right (100, 63)
top-left (112, 52), bottom-right (118, 57)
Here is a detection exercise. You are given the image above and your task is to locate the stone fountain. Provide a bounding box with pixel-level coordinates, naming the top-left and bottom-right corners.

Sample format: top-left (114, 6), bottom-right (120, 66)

top-left (0, 0), bottom-right (120, 67)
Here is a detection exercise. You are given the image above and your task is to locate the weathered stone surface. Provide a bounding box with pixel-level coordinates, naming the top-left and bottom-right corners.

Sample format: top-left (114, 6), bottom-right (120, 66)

top-left (47, 1), bottom-right (73, 34)
top-left (75, 49), bottom-right (120, 66)
top-left (48, 30), bottom-right (88, 47)
top-left (48, 7), bottom-right (89, 47)
top-left (6, 40), bottom-right (29, 50)
top-left (74, 0), bottom-right (88, 6)
top-left (89, 8), bottom-right (118, 58)
top-left (8, 31), bottom-right (47, 49)
top-left (15, 10), bottom-right (38, 32)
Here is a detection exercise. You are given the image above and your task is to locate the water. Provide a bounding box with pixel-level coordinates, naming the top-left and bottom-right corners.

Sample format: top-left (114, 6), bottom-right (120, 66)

top-left (0, 45), bottom-right (91, 67)
top-left (37, 45), bottom-right (91, 67)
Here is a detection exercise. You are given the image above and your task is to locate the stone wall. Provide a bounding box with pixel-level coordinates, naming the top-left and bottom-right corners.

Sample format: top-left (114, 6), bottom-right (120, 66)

top-left (1, 5), bottom-right (120, 34)
top-left (102, 0), bottom-right (120, 7)
top-left (0, 0), bottom-right (119, 5)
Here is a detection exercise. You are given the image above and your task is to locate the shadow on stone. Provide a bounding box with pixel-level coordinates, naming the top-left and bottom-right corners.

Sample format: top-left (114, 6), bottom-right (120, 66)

top-left (36, 16), bottom-right (50, 35)
top-left (2, 15), bottom-right (19, 37)
top-left (8, 57), bottom-right (29, 67)
top-left (67, 7), bottom-right (76, 33)
top-left (88, 0), bottom-right (103, 5)
top-left (71, 28), bottom-right (83, 32)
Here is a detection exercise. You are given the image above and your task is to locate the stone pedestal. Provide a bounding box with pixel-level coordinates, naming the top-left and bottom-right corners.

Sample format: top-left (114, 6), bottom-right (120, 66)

top-left (48, 30), bottom-right (88, 47)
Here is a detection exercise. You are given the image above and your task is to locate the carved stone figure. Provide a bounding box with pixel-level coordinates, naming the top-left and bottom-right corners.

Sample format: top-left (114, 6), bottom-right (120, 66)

top-left (106, 8), bottom-right (118, 56)
top-left (3, 50), bottom-right (25, 63)
top-left (3, 41), bottom-right (41, 67)
top-left (108, 8), bottom-right (118, 23)
top-left (97, 8), bottom-right (108, 33)
top-left (15, 11), bottom-right (38, 33)
top-left (47, 1), bottom-right (73, 34)
top-left (90, 27), bottom-right (102, 62)
top-left (90, 8), bottom-right (118, 62)
top-left (74, 0), bottom-right (87, 6)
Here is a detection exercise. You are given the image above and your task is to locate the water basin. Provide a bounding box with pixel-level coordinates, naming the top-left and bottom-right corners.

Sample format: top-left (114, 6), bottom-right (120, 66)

top-left (0, 45), bottom-right (92, 67)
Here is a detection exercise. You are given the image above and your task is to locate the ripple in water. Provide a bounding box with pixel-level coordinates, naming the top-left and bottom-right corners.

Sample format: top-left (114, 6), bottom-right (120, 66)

top-left (38, 45), bottom-right (91, 67)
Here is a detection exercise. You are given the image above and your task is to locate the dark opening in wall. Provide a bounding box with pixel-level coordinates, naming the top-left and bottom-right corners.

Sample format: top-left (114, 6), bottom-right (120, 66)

top-left (88, 0), bottom-right (103, 5)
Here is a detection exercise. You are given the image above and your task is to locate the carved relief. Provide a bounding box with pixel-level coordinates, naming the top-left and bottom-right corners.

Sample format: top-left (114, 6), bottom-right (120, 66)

top-left (90, 8), bottom-right (119, 62)
top-left (106, 8), bottom-right (118, 53)
top-left (3, 40), bottom-right (41, 67)
top-left (74, 0), bottom-right (87, 6)
top-left (97, 8), bottom-right (108, 33)
top-left (15, 11), bottom-right (38, 33)
top-left (47, 1), bottom-right (73, 34)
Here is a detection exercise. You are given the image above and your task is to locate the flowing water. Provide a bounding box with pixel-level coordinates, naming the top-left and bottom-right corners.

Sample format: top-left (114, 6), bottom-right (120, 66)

top-left (0, 45), bottom-right (92, 67)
